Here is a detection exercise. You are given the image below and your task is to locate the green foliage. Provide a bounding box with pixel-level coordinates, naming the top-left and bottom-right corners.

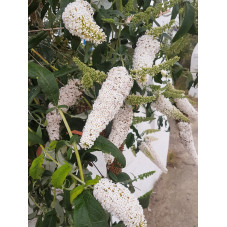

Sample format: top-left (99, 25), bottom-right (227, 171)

top-left (172, 2), bottom-right (195, 43)
top-left (70, 185), bottom-right (85, 204)
top-left (28, 130), bottom-right (44, 146)
top-left (89, 136), bottom-right (126, 167)
top-left (133, 116), bottom-right (155, 125)
top-left (126, 94), bottom-right (156, 105)
top-left (73, 57), bottom-right (107, 89)
top-left (130, 56), bottom-right (180, 83)
top-left (146, 19), bottom-right (175, 38)
top-left (142, 128), bottom-right (160, 136)
top-left (28, 62), bottom-right (59, 105)
top-left (29, 154), bottom-right (45, 180)
top-left (28, 0), bottom-right (197, 225)
top-left (73, 190), bottom-right (108, 227)
top-left (52, 163), bottom-right (72, 188)
top-left (138, 189), bottom-right (153, 208)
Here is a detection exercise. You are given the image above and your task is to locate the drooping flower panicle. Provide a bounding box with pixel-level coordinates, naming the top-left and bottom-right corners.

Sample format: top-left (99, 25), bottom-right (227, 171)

top-left (93, 178), bottom-right (147, 227)
top-left (139, 136), bottom-right (168, 173)
top-left (152, 95), bottom-right (189, 122)
top-left (132, 35), bottom-right (160, 83)
top-left (80, 67), bottom-right (133, 149)
top-left (46, 79), bottom-right (82, 141)
top-left (105, 104), bottom-right (133, 165)
top-left (62, 0), bottom-right (106, 45)
top-left (177, 122), bottom-right (198, 165)
top-left (174, 98), bottom-right (198, 120)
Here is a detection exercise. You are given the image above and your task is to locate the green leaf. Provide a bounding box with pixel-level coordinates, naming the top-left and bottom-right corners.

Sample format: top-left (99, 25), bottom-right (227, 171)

top-left (35, 216), bottom-right (43, 227)
top-left (48, 140), bottom-right (57, 150)
top-left (116, 172), bottom-right (131, 182)
top-left (108, 171), bottom-right (118, 182)
top-left (90, 136), bottom-right (126, 168)
top-left (28, 130), bottom-right (44, 146)
top-left (125, 133), bottom-right (135, 149)
top-left (28, 86), bottom-right (41, 105)
top-left (28, 31), bottom-right (48, 49)
top-left (70, 185), bottom-right (85, 204)
top-left (28, 62), bottom-right (59, 105)
top-left (53, 66), bottom-right (78, 78)
top-left (42, 209), bottom-right (57, 227)
top-left (85, 177), bottom-right (100, 186)
top-left (73, 190), bottom-right (108, 227)
top-left (171, 4), bottom-right (179, 20)
top-left (28, 0), bottom-right (39, 15)
top-left (138, 189), bottom-right (153, 208)
top-left (72, 36), bottom-right (81, 51)
top-left (48, 0), bottom-right (58, 14)
top-left (172, 2), bottom-right (195, 43)
top-left (29, 154), bottom-right (45, 180)
top-left (52, 163), bottom-right (72, 188)
top-left (41, 3), bottom-right (50, 19)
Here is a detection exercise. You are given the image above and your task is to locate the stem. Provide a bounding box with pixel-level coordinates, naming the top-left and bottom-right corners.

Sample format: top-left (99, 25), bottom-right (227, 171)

top-left (40, 144), bottom-right (85, 184)
top-left (51, 187), bottom-right (56, 208)
top-left (31, 48), bottom-right (58, 71)
top-left (58, 108), bottom-right (85, 182)
top-left (83, 96), bottom-right (92, 110)
top-left (29, 193), bottom-right (44, 212)
top-left (28, 27), bottom-right (64, 33)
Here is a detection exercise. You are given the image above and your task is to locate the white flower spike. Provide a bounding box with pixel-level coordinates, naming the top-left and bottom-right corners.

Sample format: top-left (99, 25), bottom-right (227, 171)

top-left (105, 104), bottom-right (133, 165)
top-left (93, 178), bottom-right (147, 227)
top-left (62, 0), bottom-right (106, 45)
top-left (139, 136), bottom-right (168, 173)
top-left (46, 79), bottom-right (82, 141)
top-left (80, 67), bottom-right (133, 149)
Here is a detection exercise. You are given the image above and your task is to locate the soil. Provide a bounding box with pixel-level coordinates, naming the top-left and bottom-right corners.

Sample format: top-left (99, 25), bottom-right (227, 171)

top-left (144, 112), bottom-right (198, 227)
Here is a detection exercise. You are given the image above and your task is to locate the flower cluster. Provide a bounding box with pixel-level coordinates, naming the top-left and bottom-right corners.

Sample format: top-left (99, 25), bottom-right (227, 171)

top-left (80, 67), bottom-right (133, 149)
top-left (145, 20), bottom-right (175, 38)
top-left (132, 35), bottom-right (160, 83)
top-left (130, 56), bottom-right (180, 83)
top-left (174, 98), bottom-right (198, 120)
top-left (62, 0), bottom-right (106, 45)
top-left (73, 57), bottom-right (106, 89)
top-left (46, 79), bottom-right (82, 141)
top-left (126, 94), bottom-right (156, 105)
top-left (139, 136), bottom-right (168, 173)
top-left (93, 178), bottom-right (147, 227)
top-left (177, 122), bottom-right (198, 165)
top-left (152, 95), bottom-right (189, 122)
top-left (105, 105), bottom-right (133, 165)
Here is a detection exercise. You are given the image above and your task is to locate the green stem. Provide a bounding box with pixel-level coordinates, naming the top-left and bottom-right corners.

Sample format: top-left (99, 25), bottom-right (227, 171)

top-left (51, 187), bottom-right (56, 208)
top-left (40, 144), bottom-right (85, 184)
top-left (83, 96), bottom-right (92, 110)
top-left (29, 193), bottom-right (44, 213)
top-left (58, 108), bottom-right (85, 182)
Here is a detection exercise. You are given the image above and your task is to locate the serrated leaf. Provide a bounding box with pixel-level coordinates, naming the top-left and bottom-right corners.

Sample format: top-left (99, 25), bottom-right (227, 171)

top-left (29, 154), bottom-right (45, 180)
top-left (28, 130), bottom-right (44, 146)
top-left (90, 136), bottom-right (126, 168)
top-left (172, 2), bottom-right (195, 43)
top-left (70, 185), bottom-right (84, 204)
top-left (52, 163), bottom-right (72, 188)
top-left (73, 190), bottom-right (108, 227)
top-left (42, 209), bottom-right (57, 227)
top-left (28, 62), bottom-right (59, 105)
